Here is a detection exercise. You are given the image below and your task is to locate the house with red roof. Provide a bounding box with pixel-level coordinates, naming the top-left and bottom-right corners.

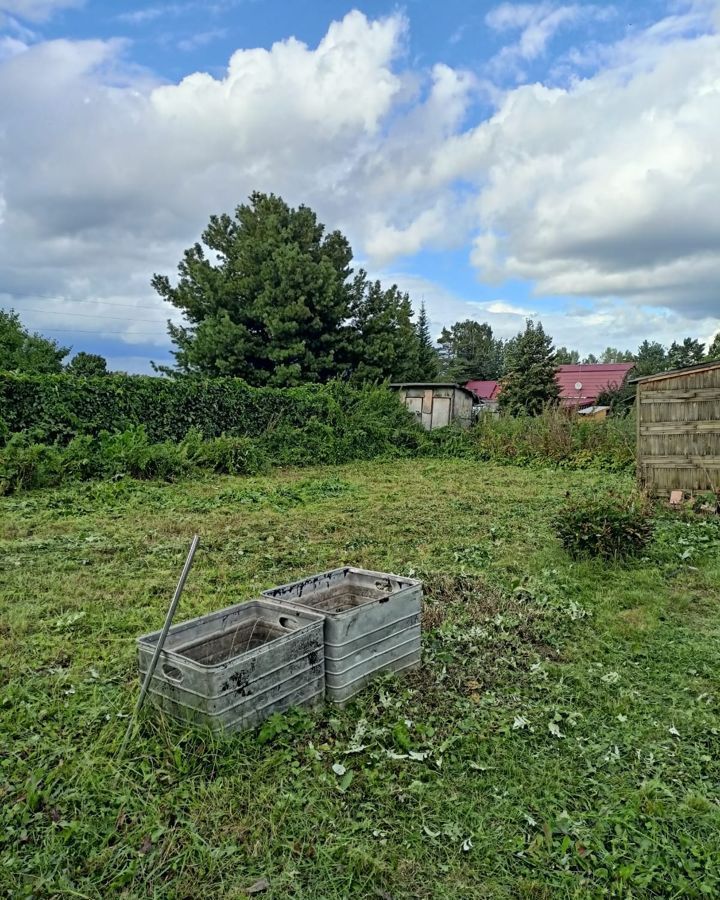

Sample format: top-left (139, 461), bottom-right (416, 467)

top-left (555, 364), bottom-right (635, 407)
top-left (465, 363), bottom-right (635, 411)
top-left (465, 379), bottom-right (501, 411)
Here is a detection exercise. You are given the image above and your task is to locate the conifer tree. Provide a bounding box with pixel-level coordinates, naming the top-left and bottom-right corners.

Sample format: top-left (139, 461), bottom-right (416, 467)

top-left (153, 192), bottom-right (355, 386)
top-left (414, 302), bottom-right (439, 380)
top-left (499, 319), bottom-right (559, 416)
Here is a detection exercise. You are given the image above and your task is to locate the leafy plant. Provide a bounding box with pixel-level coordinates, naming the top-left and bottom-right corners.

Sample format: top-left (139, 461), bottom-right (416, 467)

top-left (0, 431), bottom-right (62, 494)
top-left (553, 492), bottom-right (653, 560)
top-left (181, 429), bottom-right (268, 476)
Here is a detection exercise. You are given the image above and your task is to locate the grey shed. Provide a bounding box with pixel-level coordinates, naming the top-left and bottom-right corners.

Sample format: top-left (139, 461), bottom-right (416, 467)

top-left (390, 382), bottom-right (475, 430)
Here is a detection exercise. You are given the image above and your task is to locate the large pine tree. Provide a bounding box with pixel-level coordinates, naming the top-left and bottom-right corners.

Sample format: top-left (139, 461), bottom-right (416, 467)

top-left (499, 320), bottom-right (559, 416)
top-left (153, 192), bottom-right (356, 386)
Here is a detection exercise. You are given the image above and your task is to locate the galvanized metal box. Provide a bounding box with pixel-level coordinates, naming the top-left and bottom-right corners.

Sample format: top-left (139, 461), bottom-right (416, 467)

top-left (137, 598), bottom-right (325, 732)
top-left (262, 567), bottom-right (422, 705)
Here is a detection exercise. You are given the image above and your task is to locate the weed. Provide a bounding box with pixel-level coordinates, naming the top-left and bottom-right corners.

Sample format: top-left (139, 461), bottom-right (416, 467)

top-left (553, 492), bottom-right (654, 560)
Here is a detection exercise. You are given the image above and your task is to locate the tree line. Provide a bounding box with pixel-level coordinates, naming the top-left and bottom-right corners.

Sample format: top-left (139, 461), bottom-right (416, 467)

top-left (2, 193), bottom-right (718, 404)
top-left (437, 320), bottom-right (720, 382)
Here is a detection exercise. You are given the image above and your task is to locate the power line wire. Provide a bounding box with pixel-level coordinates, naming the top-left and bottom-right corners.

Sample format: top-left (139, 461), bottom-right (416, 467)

top-left (40, 326), bottom-right (171, 337)
top-left (17, 306), bottom-right (176, 325)
top-left (15, 297), bottom-right (172, 312)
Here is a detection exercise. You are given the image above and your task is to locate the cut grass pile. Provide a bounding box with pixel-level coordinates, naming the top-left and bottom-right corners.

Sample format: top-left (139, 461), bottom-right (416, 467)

top-left (1, 459), bottom-right (720, 898)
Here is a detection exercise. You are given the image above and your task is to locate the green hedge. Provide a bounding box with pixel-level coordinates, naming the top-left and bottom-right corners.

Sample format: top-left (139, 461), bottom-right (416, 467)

top-left (0, 373), bottom-right (410, 445)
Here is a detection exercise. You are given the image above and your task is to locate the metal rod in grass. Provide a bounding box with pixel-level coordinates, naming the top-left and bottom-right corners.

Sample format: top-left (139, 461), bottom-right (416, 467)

top-left (117, 534), bottom-right (200, 761)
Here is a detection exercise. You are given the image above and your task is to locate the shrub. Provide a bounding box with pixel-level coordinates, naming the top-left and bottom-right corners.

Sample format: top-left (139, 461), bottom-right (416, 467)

top-left (0, 433), bottom-right (62, 495)
top-left (97, 427), bottom-right (190, 481)
top-left (553, 493), bottom-right (653, 561)
top-left (181, 430), bottom-right (268, 476)
top-left (62, 434), bottom-right (104, 482)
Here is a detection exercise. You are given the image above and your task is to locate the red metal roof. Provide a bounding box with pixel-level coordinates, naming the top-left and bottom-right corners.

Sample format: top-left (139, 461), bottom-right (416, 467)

top-left (556, 364), bottom-right (634, 405)
top-left (466, 363), bottom-right (634, 406)
top-left (465, 380), bottom-right (500, 401)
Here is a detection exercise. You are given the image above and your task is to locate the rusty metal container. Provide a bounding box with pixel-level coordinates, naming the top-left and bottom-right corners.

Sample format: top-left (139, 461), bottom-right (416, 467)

top-left (262, 567), bottom-right (421, 705)
top-left (137, 598), bottom-right (325, 732)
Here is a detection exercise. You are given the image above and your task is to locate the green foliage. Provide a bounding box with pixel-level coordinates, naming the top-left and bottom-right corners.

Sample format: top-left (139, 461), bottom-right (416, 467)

top-left (499, 320), bottom-right (560, 416)
top-left (0, 432), bottom-right (62, 494)
top-left (635, 340), bottom-right (668, 377)
top-left (555, 346), bottom-right (579, 364)
top-left (414, 302), bottom-right (439, 380)
top-left (553, 492), bottom-right (653, 560)
top-left (96, 427), bottom-right (191, 481)
top-left (597, 381), bottom-right (637, 417)
top-left (0, 308), bottom-right (69, 374)
top-left (707, 332), bottom-right (720, 361)
top-left (348, 273), bottom-right (420, 383)
top-left (438, 320), bottom-right (504, 381)
top-left (0, 390), bottom-right (637, 495)
top-left (0, 381), bottom-right (422, 494)
top-left (667, 337), bottom-right (705, 370)
top-left (180, 429), bottom-right (268, 476)
top-left (66, 352), bottom-right (109, 376)
top-left (466, 408), bottom-right (635, 472)
top-left (420, 426), bottom-right (476, 459)
top-left (153, 192), bottom-right (356, 385)
top-left (0, 372), bottom-right (420, 446)
top-left (598, 346), bottom-right (635, 363)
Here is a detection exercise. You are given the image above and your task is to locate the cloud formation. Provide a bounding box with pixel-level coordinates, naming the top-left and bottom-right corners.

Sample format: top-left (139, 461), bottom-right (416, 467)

top-left (0, 0), bottom-right (82, 23)
top-left (0, 3), bottom-right (718, 367)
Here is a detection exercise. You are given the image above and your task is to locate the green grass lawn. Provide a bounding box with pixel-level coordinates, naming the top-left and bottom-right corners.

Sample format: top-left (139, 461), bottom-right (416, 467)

top-left (1, 459), bottom-right (720, 899)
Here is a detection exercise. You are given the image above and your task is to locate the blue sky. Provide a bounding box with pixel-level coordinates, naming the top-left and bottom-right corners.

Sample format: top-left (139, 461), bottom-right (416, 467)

top-left (1, 0), bottom-right (719, 371)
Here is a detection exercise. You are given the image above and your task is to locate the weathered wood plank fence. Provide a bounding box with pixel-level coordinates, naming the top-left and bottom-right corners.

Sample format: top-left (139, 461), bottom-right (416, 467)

top-left (635, 361), bottom-right (720, 495)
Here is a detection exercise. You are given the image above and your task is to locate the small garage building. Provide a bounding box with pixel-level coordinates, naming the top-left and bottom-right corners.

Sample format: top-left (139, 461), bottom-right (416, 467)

top-left (634, 360), bottom-right (720, 495)
top-left (390, 383), bottom-right (475, 430)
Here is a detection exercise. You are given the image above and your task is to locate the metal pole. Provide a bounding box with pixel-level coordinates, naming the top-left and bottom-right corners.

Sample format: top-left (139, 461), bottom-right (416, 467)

top-left (117, 534), bottom-right (200, 760)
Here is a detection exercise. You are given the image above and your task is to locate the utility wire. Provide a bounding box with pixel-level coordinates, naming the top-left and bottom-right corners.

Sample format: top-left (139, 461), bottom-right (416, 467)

top-left (39, 326), bottom-right (171, 337)
top-left (17, 306), bottom-right (177, 325)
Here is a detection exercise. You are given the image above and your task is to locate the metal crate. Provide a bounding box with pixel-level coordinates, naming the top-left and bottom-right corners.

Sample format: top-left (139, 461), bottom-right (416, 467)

top-left (262, 567), bottom-right (422, 705)
top-left (137, 598), bottom-right (325, 732)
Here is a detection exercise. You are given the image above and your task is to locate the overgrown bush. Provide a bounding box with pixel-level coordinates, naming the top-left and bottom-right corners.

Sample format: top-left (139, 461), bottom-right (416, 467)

top-left (468, 407), bottom-right (635, 472)
top-left (181, 429), bottom-right (268, 476)
top-left (553, 492), bottom-right (653, 561)
top-left (0, 432), bottom-right (62, 494)
top-left (96, 427), bottom-right (191, 481)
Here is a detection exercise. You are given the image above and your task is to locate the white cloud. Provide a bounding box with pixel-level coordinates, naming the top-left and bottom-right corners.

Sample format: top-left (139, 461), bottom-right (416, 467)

top-left (0, 0), bottom-right (82, 23)
top-left (0, 5), bottom-right (719, 364)
top-left (378, 273), bottom-right (720, 358)
top-left (0, 12), bottom-right (410, 346)
top-left (475, 301), bottom-right (537, 316)
top-left (484, 2), bottom-right (612, 78)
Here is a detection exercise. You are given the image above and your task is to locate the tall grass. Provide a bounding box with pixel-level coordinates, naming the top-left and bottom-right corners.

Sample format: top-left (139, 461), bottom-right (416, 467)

top-left (424, 407), bottom-right (636, 473)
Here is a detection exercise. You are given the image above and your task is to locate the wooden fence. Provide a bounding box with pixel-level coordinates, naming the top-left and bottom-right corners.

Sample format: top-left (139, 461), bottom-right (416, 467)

top-left (636, 362), bottom-right (720, 495)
